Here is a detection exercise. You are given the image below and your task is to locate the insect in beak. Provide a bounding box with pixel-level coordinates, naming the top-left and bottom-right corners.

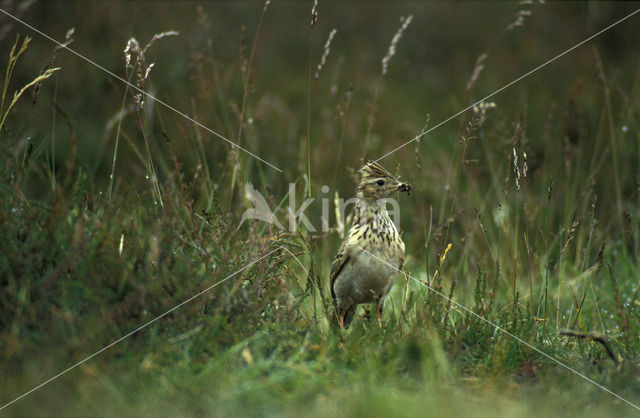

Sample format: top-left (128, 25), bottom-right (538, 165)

top-left (398, 182), bottom-right (412, 195)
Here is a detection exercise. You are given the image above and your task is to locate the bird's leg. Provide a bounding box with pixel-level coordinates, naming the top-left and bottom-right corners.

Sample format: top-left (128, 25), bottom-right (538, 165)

top-left (376, 298), bottom-right (384, 328)
top-left (363, 305), bottom-right (372, 322)
top-left (339, 314), bottom-right (345, 329)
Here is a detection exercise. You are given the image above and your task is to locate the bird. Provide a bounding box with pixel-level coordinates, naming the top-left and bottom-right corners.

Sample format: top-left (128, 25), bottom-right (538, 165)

top-left (330, 161), bottom-right (411, 328)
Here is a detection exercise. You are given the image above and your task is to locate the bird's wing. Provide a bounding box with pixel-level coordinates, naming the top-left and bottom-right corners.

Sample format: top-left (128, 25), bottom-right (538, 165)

top-left (329, 239), bottom-right (350, 304)
top-left (330, 202), bottom-right (361, 304)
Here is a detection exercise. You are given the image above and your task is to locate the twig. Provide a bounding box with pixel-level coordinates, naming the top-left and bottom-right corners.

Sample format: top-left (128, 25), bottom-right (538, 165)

top-left (559, 330), bottom-right (619, 365)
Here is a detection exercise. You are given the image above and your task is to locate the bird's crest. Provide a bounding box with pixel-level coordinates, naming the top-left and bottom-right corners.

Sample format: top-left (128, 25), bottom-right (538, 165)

top-left (358, 161), bottom-right (394, 183)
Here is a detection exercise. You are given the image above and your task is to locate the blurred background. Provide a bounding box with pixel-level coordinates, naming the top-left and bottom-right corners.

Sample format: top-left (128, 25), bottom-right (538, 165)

top-left (2, 1), bottom-right (637, 194)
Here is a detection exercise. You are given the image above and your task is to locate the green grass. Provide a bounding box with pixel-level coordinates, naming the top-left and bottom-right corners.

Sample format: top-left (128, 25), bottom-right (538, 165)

top-left (1, 1), bottom-right (640, 416)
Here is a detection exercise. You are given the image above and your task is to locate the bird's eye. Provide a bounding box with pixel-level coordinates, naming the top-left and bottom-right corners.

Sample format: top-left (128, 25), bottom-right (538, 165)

top-left (376, 179), bottom-right (385, 186)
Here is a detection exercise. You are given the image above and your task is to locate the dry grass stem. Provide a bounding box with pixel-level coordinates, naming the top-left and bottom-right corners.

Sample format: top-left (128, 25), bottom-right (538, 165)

top-left (382, 15), bottom-right (413, 76)
top-left (315, 28), bottom-right (337, 80)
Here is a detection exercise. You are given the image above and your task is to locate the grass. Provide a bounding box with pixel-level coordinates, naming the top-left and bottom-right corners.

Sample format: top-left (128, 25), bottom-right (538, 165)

top-left (1, 1), bottom-right (640, 416)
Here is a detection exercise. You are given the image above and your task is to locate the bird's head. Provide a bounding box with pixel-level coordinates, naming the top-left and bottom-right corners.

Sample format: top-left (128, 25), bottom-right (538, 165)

top-left (357, 161), bottom-right (412, 201)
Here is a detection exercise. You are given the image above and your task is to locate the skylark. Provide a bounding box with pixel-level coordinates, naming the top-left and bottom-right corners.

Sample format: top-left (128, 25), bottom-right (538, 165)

top-left (330, 161), bottom-right (411, 328)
